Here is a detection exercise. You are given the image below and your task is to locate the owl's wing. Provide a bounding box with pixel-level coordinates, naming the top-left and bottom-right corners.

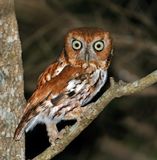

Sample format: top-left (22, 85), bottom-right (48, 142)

top-left (37, 61), bottom-right (59, 87)
top-left (37, 52), bottom-right (66, 87)
top-left (14, 64), bottom-right (82, 140)
top-left (23, 52), bottom-right (67, 113)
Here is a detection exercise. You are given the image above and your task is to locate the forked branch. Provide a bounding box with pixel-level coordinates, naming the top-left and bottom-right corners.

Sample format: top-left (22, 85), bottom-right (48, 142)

top-left (35, 69), bottom-right (157, 160)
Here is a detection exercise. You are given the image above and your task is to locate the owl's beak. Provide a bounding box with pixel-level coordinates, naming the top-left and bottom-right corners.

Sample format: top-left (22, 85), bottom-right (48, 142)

top-left (85, 50), bottom-right (90, 63)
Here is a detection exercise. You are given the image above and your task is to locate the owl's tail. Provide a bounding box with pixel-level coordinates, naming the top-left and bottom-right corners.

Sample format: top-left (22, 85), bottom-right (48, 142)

top-left (14, 109), bottom-right (34, 140)
top-left (14, 118), bottom-right (27, 140)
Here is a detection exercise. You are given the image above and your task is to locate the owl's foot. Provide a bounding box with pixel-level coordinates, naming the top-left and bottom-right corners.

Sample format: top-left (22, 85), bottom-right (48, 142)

top-left (46, 123), bottom-right (59, 145)
top-left (57, 128), bottom-right (67, 139)
top-left (46, 122), bottom-right (68, 145)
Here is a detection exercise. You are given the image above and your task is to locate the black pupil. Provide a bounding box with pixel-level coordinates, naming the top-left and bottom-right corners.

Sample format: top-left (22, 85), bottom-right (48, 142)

top-left (97, 44), bottom-right (101, 48)
top-left (75, 43), bottom-right (79, 47)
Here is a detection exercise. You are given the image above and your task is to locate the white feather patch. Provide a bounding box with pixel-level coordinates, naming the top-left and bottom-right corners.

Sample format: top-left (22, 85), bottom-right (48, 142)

top-left (66, 79), bottom-right (81, 91)
top-left (75, 80), bottom-right (86, 93)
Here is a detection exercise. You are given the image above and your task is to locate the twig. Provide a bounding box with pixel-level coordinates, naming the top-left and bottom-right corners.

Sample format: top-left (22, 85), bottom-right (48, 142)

top-left (34, 70), bottom-right (157, 160)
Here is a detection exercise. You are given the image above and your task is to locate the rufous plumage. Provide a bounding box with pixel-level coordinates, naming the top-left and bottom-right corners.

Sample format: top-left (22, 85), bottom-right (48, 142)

top-left (14, 27), bottom-right (112, 144)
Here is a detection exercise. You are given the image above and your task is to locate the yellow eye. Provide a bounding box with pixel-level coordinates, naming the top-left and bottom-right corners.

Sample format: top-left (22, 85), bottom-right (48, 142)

top-left (93, 40), bottom-right (104, 51)
top-left (72, 40), bottom-right (82, 50)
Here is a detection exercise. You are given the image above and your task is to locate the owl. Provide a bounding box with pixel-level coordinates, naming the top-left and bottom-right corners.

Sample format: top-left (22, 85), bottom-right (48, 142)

top-left (14, 27), bottom-right (112, 144)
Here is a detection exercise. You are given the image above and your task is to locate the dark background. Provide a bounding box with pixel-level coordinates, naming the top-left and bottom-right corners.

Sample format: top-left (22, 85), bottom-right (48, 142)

top-left (15, 0), bottom-right (157, 159)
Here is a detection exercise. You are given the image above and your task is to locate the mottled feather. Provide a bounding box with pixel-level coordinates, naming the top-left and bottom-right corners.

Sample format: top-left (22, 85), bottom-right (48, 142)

top-left (14, 27), bottom-right (112, 142)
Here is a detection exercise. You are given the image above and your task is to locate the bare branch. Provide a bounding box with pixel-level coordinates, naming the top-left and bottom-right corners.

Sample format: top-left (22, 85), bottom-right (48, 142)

top-left (34, 70), bottom-right (157, 160)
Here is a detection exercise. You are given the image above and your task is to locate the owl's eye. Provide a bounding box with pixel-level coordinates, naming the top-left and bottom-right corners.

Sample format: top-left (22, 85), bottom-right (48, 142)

top-left (72, 40), bottom-right (82, 50)
top-left (93, 40), bottom-right (104, 51)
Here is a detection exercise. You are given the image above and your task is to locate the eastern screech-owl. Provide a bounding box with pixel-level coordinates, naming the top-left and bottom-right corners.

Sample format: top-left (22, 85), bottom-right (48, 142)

top-left (14, 27), bottom-right (112, 144)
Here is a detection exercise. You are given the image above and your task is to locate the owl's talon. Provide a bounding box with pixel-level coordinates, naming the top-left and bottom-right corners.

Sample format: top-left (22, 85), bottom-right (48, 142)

top-left (49, 138), bottom-right (55, 146)
top-left (57, 129), bottom-right (66, 139)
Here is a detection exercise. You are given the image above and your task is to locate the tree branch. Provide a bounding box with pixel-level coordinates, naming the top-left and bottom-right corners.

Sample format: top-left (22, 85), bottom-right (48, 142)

top-left (35, 70), bottom-right (157, 160)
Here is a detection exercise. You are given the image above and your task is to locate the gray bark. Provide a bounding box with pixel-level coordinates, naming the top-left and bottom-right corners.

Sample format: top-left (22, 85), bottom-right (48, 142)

top-left (0, 0), bottom-right (25, 159)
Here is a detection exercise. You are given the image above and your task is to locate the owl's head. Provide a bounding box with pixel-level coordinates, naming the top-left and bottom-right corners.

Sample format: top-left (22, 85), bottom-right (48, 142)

top-left (63, 27), bottom-right (112, 69)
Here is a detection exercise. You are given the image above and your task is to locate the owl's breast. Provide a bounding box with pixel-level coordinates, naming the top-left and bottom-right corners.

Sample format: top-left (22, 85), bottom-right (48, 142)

top-left (66, 68), bottom-right (107, 106)
top-left (24, 69), bottom-right (107, 132)
top-left (81, 69), bottom-right (107, 105)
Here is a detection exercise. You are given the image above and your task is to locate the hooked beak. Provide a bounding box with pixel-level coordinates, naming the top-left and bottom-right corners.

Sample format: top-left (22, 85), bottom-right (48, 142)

top-left (85, 49), bottom-right (90, 63)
